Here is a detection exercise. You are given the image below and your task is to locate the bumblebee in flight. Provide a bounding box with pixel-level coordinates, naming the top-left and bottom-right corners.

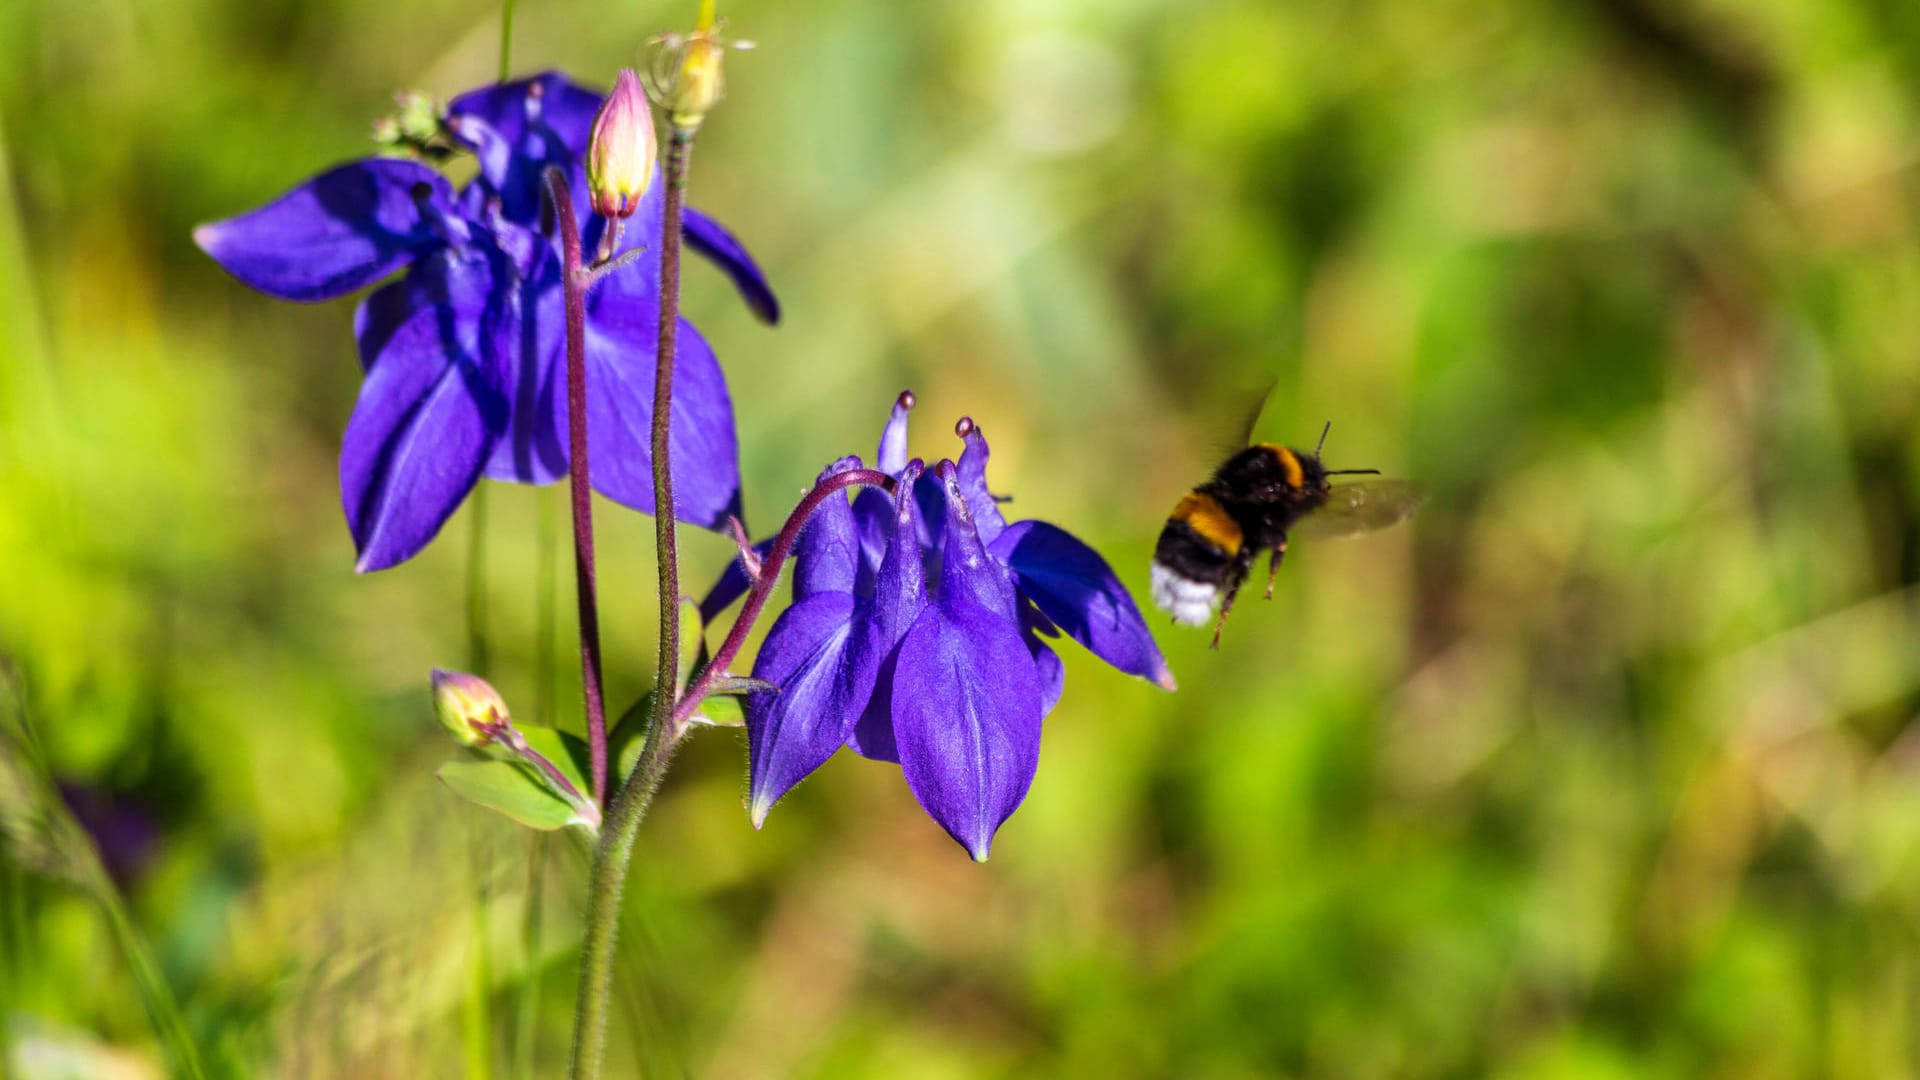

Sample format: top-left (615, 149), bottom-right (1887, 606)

top-left (1150, 424), bottom-right (1420, 647)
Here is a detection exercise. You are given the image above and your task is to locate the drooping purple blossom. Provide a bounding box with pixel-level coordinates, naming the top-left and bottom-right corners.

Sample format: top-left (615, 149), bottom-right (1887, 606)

top-left (711, 393), bottom-right (1173, 860)
top-left (57, 781), bottom-right (161, 890)
top-left (195, 72), bottom-right (779, 571)
top-left (742, 457), bottom-right (927, 828)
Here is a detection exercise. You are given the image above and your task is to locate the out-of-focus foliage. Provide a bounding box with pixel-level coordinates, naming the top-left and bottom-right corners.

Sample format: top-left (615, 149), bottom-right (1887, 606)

top-left (4, 0), bottom-right (1920, 1076)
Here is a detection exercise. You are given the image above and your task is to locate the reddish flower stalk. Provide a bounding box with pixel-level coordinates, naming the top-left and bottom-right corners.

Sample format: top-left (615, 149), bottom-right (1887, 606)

top-left (670, 467), bottom-right (894, 731)
top-left (543, 167), bottom-right (609, 807)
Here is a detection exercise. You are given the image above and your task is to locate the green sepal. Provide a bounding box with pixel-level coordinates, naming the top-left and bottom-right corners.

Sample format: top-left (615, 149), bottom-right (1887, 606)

top-left (708, 675), bottom-right (777, 697)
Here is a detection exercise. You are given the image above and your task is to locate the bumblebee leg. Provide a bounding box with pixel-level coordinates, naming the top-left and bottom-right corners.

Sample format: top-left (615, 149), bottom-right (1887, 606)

top-left (1264, 539), bottom-right (1287, 600)
top-left (1209, 551), bottom-right (1256, 649)
top-left (1209, 579), bottom-right (1244, 650)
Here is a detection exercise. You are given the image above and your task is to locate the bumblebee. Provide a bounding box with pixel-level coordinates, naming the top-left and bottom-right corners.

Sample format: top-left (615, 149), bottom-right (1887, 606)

top-left (1151, 424), bottom-right (1420, 646)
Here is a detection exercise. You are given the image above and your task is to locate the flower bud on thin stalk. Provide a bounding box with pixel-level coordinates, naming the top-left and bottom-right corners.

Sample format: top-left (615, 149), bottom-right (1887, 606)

top-left (431, 669), bottom-right (601, 828)
top-left (571, 8), bottom-right (759, 1073)
top-left (433, 668), bottom-right (509, 746)
top-left (585, 68), bottom-right (657, 261)
top-left (670, 37), bottom-right (724, 131)
top-left (646, 0), bottom-right (753, 135)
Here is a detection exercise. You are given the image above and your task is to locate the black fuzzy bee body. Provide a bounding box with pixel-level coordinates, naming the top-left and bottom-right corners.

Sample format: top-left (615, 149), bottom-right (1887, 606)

top-left (1151, 436), bottom-right (1419, 646)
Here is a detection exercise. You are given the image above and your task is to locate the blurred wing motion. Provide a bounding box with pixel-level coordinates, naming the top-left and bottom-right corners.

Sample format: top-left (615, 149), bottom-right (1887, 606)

top-left (1297, 479), bottom-right (1423, 540)
top-left (1232, 379), bottom-right (1281, 448)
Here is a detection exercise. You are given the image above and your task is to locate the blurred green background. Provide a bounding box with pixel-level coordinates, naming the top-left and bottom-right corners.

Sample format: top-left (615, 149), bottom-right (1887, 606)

top-left (5, 0), bottom-right (1920, 1076)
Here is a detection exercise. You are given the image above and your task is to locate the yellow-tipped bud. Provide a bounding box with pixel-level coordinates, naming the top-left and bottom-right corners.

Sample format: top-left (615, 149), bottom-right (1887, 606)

top-left (587, 69), bottom-right (658, 219)
top-left (649, 0), bottom-right (747, 132)
top-left (431, 669), bottom-right (508, 746)
top-left (670, 35), bottom-right (726, 131)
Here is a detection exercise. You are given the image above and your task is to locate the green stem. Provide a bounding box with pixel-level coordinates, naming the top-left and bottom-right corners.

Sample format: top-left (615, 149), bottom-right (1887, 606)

top-left (498, 0), bottom-right (516, 82)
top-left (514, 491), bottom-right (560, 1060)
top-left (536, 475), bottom-right (559, 727)
top-left (468, 483), bottom-right (490, 673)
top-left (0, 864), bottom-right (19, 1079)
top-left (463, 446), bottom-right (494, 1080)
top-left (514, 493), bottom-right (557, 1077)
top-left (96, 881), bottom-right (207, 1080)
top-left (564, 738), bottom-right (678, 1080)
top-left (565, 126), bottom-right (694, 1080)
top-left (634, 130), bottom-right (695, 802)
top-left (463, 833), bottom-right (495, 1080)
top-left (512, 837), bottom-right (547, 1080)
top-left (649, 131), bottom-right (692, 733)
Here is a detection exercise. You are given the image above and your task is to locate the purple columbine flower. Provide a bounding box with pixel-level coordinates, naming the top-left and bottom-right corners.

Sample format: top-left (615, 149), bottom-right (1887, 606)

top-left (194, 72), bottom-right (779, 571)
top-left (713, 393), bottom-right (1174, 860)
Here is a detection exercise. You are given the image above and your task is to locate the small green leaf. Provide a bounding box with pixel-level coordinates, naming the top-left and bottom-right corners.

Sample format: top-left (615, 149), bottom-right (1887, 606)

top-left (613, 692), bottom-right (655, 782)
top-left (676, 595), bottom-right (704, 690)
top-left (688, 694), bottom-right (745, 728)
top-left (514, 726), bottom-right (592, 798)
top-left (438, 761), bottom-right (576, 830)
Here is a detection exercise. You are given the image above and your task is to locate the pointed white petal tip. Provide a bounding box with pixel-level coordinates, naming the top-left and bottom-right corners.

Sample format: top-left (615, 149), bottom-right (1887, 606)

top-left (748, 794), bottom-right (771, 830)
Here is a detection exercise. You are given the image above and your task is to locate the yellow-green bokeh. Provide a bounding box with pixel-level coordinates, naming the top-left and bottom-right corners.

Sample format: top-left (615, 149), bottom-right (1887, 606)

top-left (4, 0), bottom-right (1920, 1076)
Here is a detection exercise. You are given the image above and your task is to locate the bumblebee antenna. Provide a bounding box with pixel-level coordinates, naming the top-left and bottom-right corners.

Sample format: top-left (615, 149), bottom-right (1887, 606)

top-left (1317, 420), bottom-right (1381, 473)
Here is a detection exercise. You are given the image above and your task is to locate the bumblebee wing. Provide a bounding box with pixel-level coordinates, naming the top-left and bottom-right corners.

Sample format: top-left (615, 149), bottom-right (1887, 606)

top-left (1296, 479), bottom-right (1423, 540)
top-left (1233, 379), bottom-right (1280, 448)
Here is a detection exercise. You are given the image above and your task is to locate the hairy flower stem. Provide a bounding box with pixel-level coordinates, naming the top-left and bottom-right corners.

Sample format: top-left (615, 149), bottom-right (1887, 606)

top-left (565, 115), bottom-right (892, 1079)
top-left (543, 168), bottom-right (609, 808)
top-left (567, 466), bottom-right (893, 1080)
top-left (565, 126), bottom-right (694, 1080)
top-left (648, 128), bottom-right (692, 734)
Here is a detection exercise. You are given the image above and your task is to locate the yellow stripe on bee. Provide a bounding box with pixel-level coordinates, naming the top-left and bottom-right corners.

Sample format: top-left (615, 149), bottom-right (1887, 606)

top-left (1259, 444), bottom-right (1304, 489)
top-left (1171, 493), bottom-right (1243, 555)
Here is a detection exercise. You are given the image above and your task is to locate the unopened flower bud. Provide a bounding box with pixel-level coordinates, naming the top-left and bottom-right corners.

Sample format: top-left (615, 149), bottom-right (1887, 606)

top-left (587, 69), bottom-right (658, 219)
top-left (670, 35), bottom-right (726, 130)
top-left (431, 669), bottom-right (507, 746)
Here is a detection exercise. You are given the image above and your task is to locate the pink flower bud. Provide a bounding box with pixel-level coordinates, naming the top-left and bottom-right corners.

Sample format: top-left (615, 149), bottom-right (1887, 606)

top-left (586, 69), bottom-right (657, 219)
top-left (431, 669), bottom-right (508, 746)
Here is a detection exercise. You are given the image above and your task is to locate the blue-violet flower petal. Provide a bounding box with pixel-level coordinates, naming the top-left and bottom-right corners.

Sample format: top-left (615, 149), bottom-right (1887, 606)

top-left (195, 160), bottom-right (455, 302)
top-left (682, 207), bottom-right (781, 325)
top-left (890, 464), bottom-right (1044, 861)
top-left (990, 519), bottom-right (1177, 690)
top-left (580, 293), bottom-right (742, 529)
